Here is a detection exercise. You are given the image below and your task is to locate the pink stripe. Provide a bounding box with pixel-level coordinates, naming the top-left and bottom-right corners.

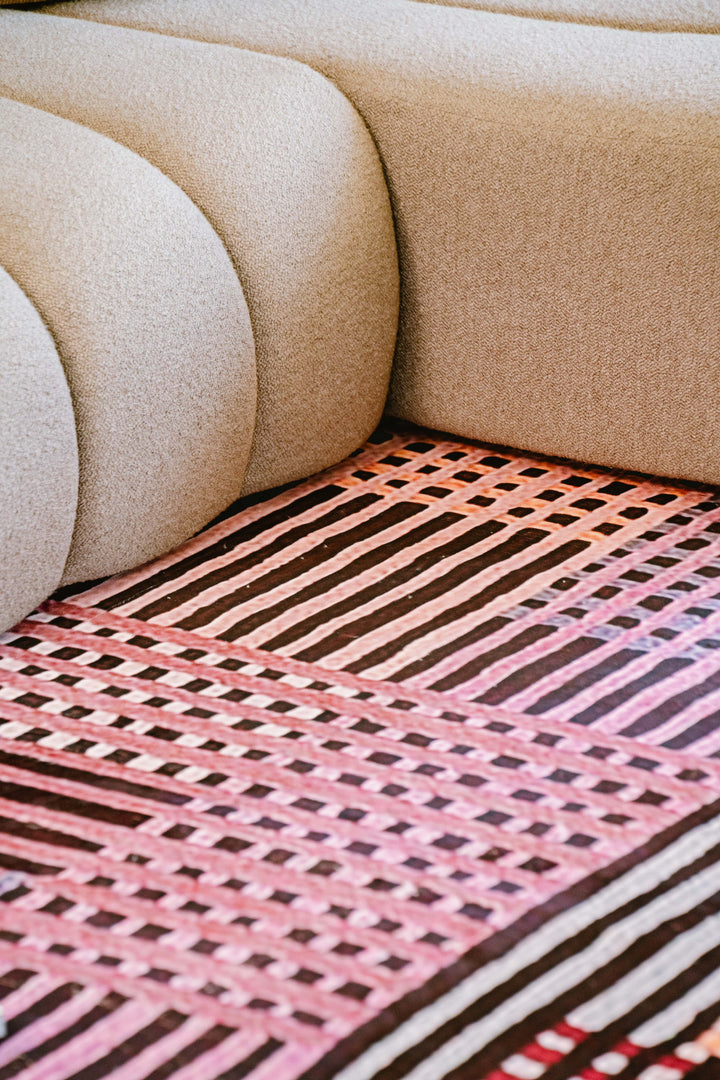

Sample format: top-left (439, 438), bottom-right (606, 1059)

top-left (0, 974), bottom-right (64, 1021)
top-left (195, 470), bottom-right (617, 645)
top-left (3, 621), bottom-right (701, 801)
top-left (505, 573), bottom-right (720, 716)
top-left (79, 445), bottom-right (538, 625)
top-left (0, 748), bottom-right (561, 918)
top-left (69, 440), bottom-right (558, 614)
top-left (643, 688), bottom-right (720, 754)
top-left (408, 488), bottom-right (713, 690)
top-left (0, 985), bottom-right (106, 1069)
top-left (0, 663), bottom-right (695, 826)
top-left (167, 1029), bottom-right (304, 1080)
top-left (246, 1040), bottom-right (330, 1080)
top-left (0, 830), bottom-right (448, 966)
top-left (456, 519), bottom-right (720, 703)
top-left (0, 842), bottom-right (417, 994)
top-left (0, 690), bottom-right (609, 872)
top-left (548, 619), bottom-right (720, 728)
top-left (0, 736), bottom-right (550, 915)
top-left (147, 449), bottom-right (552, 633)
top-left (7, 906), bottom-right (374, 1026)
top-left (84, 1014), bottom-right (227, 1080)
top-left (0, 647), bottom-right (672, 833)
top-left (0, 941), bottom-right (322, 1044)
top-left (321, 479), bottom-right (667, 674)
top-left (0, 794), bottom-right (491, 947)
top-left (195, 492), bottom-right (554, 643)
top-left (161, 497), bottom-right (447, 634)
top-left (11, 1000), bottom-right (164, 1080)
top-left (30, 603), bottom-right (720, 782)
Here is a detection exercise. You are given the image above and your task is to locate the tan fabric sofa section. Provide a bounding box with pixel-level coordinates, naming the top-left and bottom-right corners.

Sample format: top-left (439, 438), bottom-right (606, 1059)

top-left (0, 12), bottom-right (399, 494)
top-left (0, 97), bottom-right (255, 585)
top-left (0, 266), bottom-right (78, 628)
top-left (410, 0), bottom-right (720, 33)
top-left (48, 0), bottom-right (720, 484)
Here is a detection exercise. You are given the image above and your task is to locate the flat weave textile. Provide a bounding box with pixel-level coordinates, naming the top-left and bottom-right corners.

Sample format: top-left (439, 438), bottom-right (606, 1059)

top-left (1, 422), bottom-right (720, 1080)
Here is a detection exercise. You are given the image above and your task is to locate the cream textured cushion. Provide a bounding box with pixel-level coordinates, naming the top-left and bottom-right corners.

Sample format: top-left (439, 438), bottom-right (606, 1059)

top-left (0, 11), bottom-right (399, 493)
top-left (0, 96), bottom-right (255, 585)
top-left (0, 266), bottom-right (78, 628)
top-left (411, 0), bottom-right (720, 32)
top-left (46, 0), bottom-right (720, 484)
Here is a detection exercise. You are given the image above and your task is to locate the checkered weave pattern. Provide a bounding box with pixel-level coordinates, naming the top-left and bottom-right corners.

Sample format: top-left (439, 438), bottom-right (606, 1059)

top-left (1, 423), bottom-right (719, 1080)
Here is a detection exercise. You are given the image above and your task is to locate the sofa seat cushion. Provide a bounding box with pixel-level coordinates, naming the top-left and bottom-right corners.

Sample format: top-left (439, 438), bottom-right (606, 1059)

top-left (410, 0), bottom-right (720, 32)
top-left (0, 10), bottom-right (399, 494)
top-left (0, 96), bottom-right (255, 585)
top-left (44, 0), bottom-right (720, 486)
top-left (0, 266), bottom-right (78, 628)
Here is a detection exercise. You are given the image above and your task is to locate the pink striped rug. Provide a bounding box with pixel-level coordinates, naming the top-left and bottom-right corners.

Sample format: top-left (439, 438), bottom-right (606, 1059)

top-left (1, 422), bottom-right (719, 1080)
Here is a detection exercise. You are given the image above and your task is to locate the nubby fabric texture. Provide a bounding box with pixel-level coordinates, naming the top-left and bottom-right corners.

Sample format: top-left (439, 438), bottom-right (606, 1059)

top-left (0, 96), bottom-right (255, 586)
top-left (0, 267), bottom-right (77, 629)
top-left (0, 10), bottom-right (399, 494)
top-left (47, 0), bottom-right (720, 484)
top-left (1, 424), bottom-right (720, 1080)
top-left (409, 0), bottom-right (720, 32)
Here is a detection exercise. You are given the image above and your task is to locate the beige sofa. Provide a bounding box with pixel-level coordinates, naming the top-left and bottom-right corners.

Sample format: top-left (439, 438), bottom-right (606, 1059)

top-left (1, 0), bottom-right (718, 630)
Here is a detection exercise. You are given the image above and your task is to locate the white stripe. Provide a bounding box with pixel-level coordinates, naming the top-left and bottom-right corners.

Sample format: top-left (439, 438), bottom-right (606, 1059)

top-left (403, 864), bottom-right (720, 1080)
top-left (569, 907), bottom-right (720, 1029)
top-left (333, 812), bottom-right (720, 1080)
top-left (631, 965), bottom-right (720, 1047)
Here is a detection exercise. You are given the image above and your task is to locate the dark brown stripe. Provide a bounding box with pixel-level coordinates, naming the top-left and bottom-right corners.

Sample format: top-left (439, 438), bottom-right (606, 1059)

top-left (63, 1010), bottom-right (187, 1080)
top-left (621, 667), bottom-right (720, 738)
top-left (571, 657), bottom-right (696, 725)
top-left (4, 982), bottom-right (83, 1039)
top-left (426, 624), bottom-right (558, 693)
top-left (0, 970), bottom-right (35, 1000)
top-left (527, 648), bottom-right (643, 715)
top-left (296, 799), bottom-right (720, 1080)
top-left (475, 637), bottom-right (604, 706)
top-left (664, 708), bottom-right (720, 750)
top-left (141, 1024), bottom-right (235, 1080)
top-left (518, 941), bottom-right (720, 1080)
top-left (344, 537), bottom-right (588, 675)
top-left (0, 782), bottom-right (148, 830)
top-left (111, 484), bottom-right (348, 616)
top-left (180, 500), bottom-right (418, 632)
top-left (0, 851), bottom-right (63, 876)
top-left (214, 1038), bottom-right (284, 1080)
top-left (0, 814), bottom-right (101, 855)
top-left (446, 893), bottom-right (720, 1080)
top-left (258, 513), bottom-right (464, 650)
top-left (392, 617), bottom-right (512, 686)
top-left (0, 992), bottom-right (128, 1080)
top-left (0, 749), bottom-right (191, 808)
top-left (295, 521), bottom-right (536, 665)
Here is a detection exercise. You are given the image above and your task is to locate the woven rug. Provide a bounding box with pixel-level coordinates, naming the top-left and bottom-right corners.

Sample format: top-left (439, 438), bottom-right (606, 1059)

top-left (1, 421), bottom-right (720, 1080)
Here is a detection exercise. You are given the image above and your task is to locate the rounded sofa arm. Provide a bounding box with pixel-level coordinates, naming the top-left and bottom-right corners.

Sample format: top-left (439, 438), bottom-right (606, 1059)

top-left (0, 266), bottom-right (78, 629)
top-left (0, 96), bottom-right (255, 587)
top-left (44, 0), bottom-right (720, 484)
top-left (0, 10), bottom-right (399, 495)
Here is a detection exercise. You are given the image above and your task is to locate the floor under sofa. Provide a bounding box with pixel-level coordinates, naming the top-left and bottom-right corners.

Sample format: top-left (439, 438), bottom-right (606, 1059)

top-left (0, 419), bottom-right (718, 1080)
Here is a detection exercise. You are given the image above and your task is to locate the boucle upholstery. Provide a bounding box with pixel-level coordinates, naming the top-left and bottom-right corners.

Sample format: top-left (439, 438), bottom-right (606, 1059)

top-left (411, 0), bottom-right (720, 32)
top-left (47, 0), bottom-right (720, 485)
top-left (0, 96), bottom-right (256, 584)
top-left (0, 266), bottom-right (78, 629)
top-left (0, 11), bottom-right (399, 494)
